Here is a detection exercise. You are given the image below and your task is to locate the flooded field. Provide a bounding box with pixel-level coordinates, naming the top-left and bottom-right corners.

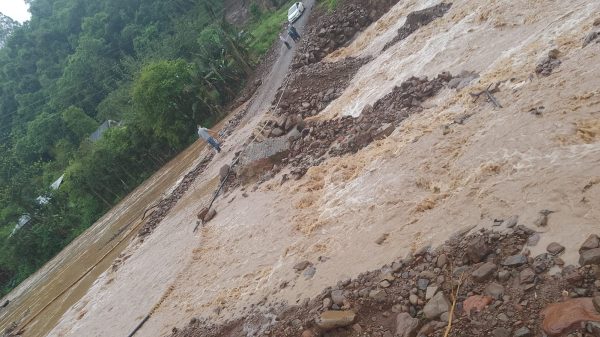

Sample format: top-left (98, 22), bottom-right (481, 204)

top-left (0, 139), bottom-right (207, 337)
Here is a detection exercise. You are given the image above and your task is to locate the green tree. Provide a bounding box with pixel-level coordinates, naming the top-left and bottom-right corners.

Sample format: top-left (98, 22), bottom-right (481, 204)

top-left (62, 106), bottom-right (99, 140)
top-left (132, 59), bottom-right (198, 147)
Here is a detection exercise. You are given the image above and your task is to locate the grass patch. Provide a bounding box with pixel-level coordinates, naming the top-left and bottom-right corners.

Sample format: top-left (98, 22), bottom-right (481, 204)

top-left (246, 1), bottom-right (294, 56)
top-left (319, 0), bottom-right (339, 12)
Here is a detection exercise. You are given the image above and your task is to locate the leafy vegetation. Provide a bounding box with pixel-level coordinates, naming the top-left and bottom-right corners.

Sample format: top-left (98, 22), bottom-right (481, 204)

top-left (0, 0), bottom-right (290, 297)
top-left (247, 2), bottom-right (294, 55)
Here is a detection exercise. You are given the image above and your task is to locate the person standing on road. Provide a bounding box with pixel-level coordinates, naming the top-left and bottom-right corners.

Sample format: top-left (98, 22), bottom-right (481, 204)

top-left (288, 24), bottom-right (301, 41)
top-left (197, 125), bottom-right (222, 153)
top-left (279, 33), bottom-right (291, 49)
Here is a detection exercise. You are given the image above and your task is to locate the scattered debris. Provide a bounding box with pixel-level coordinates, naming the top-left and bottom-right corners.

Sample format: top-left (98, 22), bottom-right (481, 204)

top-left (528, 106), bottom-right (545, 116)
top-left (533, 209), bottom-right (554, 227)
top-left (448, 70), bottom-right (479, 91)
top-left (583, 31), bottom-right (599, 47)
top-left (470, 83), bottom-right (503, 108)
top-left (383, 3), bottom-right (453, 51)
top-left (535, 49), bottom-right (562, 76)
top-left (375, 233), bottom-right (390, 245)
top-left (282, 73), bottom-right (452, 179)
top-left (292, 0), bottom-right (400, 67)
top-left (293, 261), bottom-right (312, 272)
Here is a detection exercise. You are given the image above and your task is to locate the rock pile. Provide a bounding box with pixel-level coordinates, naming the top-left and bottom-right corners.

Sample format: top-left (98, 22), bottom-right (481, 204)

top-left (292, 0), bottom-right (399, 68)
top-left (382, 3), bottom-right (453, 51)
top-left (276, 57), bottom-right (368, 119)
top-left (168, 227), bottom-right (600, 337)
top-left (283, 73), bottom-right (452, 179)
top-left (535, 49), bottom-right (561, 76)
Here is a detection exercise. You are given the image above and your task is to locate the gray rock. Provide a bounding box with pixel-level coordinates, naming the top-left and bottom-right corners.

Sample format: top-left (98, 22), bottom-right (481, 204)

top-left (519, 268), bottom-right (536, 284)
top-left (580, 234), bottom-right (600, 252)
top-left (219, 164), bottom-right (230, 180)
top-left (316, 310), bottom-right (356, 330)
top-left (513, 326), bottom-right (531, 337)
top-left (436, 254), bottom-right (448, 268)
top-left (587, 322), bottom-right (600, 336)
top-left (472, 262), bottom-right (497, 282)
top-left (527, 233), bottom-right (540, 246)
top-left (271, 127), bottom-right (284, 137)
top-left (391, 261), bottom-right (403, 273)
top-left (533, 212), bottom-right (549, 227)
top-left (426, 286), bottom-right (438, 300)
top-left (497, 313), bottom-right (509, 321)
top-left (380, 280), bottom-right (391, 288)
top-left (322, 298), bottom-right (332, 309)
top-left (419, 270), bottom-right (436, 279)
top-left (532, 253), bottom-right (553, 273)
top-left (502, 254), bottom-right (527, 267)
top-left (583, 31), bottom-right (600, 47)
top-left (485, 282), bottom-right (505, 299)
top-left (381, 271), bottom-right (396, 282)
top-left (466, 236), bottom-right (492, 263)
top-left (369, 289), bottom-right (387, 301)
top-left (498, 270), bottom-right (510, 282)
top-left (375, 233), bottom-right (389, 245)
top-left (423, 291), bottom-right (450, 319)
top-left (409, 294), bottom-right (419, 305)
top-left (331, 290), bottom-right (345, 306)
top-left (546, 242), bottom-right (565, 255)
top-left (417, 321), bottom-right (446, 336)
top-left (293, 260), bottom-right (311, 271)
top-left (203, 209), bottom-right (217, 222)
top-left (304, 265), bottom-right (316, 279)
top-left (417, 278), bottom-right (429, 290)
top-left (492, 327), bottom-right (511, 337)
top-left (372, 123), bottom-right (396, 140)
top-left (448, 78), bottom-right (461, 89)
top-left (505, 215), bottom-right (519, 228)
top-left (395, 313), bottom-right (419, 337)
top-left (579, 248), bottom-right (600, 266)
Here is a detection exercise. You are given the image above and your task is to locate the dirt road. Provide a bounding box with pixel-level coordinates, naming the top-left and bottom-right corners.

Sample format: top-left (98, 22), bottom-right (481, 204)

top-left (246, 0), bottom-right (315, 120)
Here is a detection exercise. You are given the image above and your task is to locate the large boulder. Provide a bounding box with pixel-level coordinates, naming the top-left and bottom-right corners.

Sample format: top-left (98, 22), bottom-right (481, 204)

top-left (423, 291), bottom-right (450, 319)
top-left (579, 248), bottom-right (600, 266)
top-left (395, 312), bottom-right (419, 337)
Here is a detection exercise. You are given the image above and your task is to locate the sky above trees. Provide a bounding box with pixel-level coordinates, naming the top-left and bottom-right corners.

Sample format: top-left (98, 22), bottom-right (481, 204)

top-left (0, 0), bottom-right (31, 23)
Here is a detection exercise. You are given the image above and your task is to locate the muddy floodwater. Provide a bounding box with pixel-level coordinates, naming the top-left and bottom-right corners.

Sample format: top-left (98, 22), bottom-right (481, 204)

top-left (0, 139), bottom-right (207, 337)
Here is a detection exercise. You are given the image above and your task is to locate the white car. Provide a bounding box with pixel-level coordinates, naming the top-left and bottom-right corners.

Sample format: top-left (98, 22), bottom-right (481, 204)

top-left (288, 2), bottom-right (305, 23)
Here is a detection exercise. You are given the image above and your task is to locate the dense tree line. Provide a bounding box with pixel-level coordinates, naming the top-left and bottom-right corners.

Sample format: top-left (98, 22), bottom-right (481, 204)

top-left (0, 0), bottom-right (286, 296)
top-left (0, 14), bottom-right (20, 48)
